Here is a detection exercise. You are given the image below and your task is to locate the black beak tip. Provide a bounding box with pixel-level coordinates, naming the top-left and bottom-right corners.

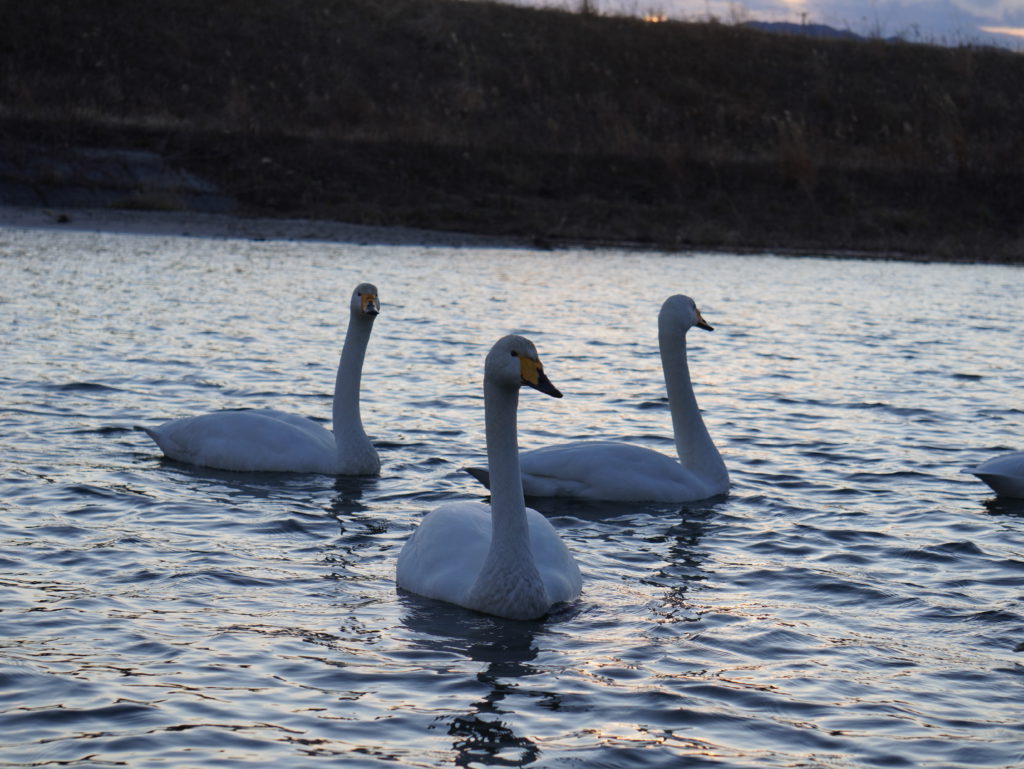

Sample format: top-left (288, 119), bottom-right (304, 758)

top-left (526, 373), bottom-right (562, 398)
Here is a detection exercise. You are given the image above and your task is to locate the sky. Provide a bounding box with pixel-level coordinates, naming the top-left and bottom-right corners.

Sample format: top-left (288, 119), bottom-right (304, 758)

top-left (507, 0), bottom-right (1024, 48)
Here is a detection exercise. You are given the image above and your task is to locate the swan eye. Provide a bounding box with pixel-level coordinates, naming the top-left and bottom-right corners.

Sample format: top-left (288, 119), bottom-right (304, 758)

top-left (510, 350), bottom-right (518, 357)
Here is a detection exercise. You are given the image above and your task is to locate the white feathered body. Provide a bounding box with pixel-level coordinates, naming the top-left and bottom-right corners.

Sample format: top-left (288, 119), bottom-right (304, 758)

top-left (396, 500), bottom-right (581, 620)
top-left (517, 440), bottom-right (727, 502)
top-left (143, 408), bottom-right (379, 475)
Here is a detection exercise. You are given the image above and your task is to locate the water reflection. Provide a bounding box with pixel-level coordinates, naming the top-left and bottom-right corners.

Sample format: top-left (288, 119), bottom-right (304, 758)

top-left (982, 495), bottom-right (1024, 517)
top-left (516, 494), bottom-right (724, 522)
top-left (447, 628), bottom-right (542, 769)
top-left (399, 599), bottom-right (573, 767)
top-left (448, 712), bottom-right (539, 768)
top-left (143, 443), bottom-right (343, 499)
top-left (327, 475), bottom-right (377, 514)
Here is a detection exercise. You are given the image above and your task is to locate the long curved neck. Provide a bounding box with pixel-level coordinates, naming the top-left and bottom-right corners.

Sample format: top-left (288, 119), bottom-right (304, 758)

top-left (659, 319), bottom-right (728, 486)
top-left (332, 313), bottom-right (373, 451)
top-left (484, 382), bottom-right (530, 548)
top-left (467, 382), bottom-right (548, 619)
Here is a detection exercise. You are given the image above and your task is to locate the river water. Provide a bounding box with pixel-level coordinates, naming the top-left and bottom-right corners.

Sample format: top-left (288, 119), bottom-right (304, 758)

top-left (1, 221), bottom-right (1022, 768)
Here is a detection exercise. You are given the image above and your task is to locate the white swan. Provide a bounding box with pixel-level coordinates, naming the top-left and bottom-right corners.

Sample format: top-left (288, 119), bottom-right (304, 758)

top-left (396, 335), bottom-right (582, 621)
top-left (143, 282), bottom-right (381, 475)
top-left (963, 452), bottom-right (1024, 498)
top-left (466, 295), bottom-right (728, 502)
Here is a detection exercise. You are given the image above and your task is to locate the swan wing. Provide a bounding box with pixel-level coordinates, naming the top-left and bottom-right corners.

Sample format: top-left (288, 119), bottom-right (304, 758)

top-left (519, 441), bottom-right (721, 502)
top-left (144, 409), bottom-right (336, 473)
top-left (526, 507), bottom-right (582, 603)
top-left (396, 502), bottom-right (491, 605)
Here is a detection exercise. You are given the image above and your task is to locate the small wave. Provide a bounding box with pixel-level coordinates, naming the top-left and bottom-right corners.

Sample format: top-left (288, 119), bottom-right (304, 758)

top-left (47, 381), bottom-right (123, 392)
top-left (841, 401), bottom-right (937, 417)
top-left (169, 568), bottom-right (280, 588)
top-left (635, 398), bottom-right (669, 410)
top-left (253, 517), bottom-right (324, 538)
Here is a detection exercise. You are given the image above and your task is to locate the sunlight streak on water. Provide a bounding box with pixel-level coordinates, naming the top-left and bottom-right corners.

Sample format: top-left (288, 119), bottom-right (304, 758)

top-left (1, 225), bottom-right (1023, 768)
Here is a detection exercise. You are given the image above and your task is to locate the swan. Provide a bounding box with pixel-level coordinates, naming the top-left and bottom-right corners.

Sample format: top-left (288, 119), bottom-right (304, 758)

top-left (396, 335), bottom-right (582, 621)
top-left (143, 282), bottom-right (381, 475)
top-left (465, 295), bottom-right (728, 502)
top-left (963, 452), bottom-right (1024, 498)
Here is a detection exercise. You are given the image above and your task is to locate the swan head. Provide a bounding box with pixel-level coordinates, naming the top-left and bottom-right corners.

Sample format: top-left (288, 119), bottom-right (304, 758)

top-left (351, 283), bottom-right (380, 318)
top-left (486, 335), bottom-right (562, 398)
top-left (661, 294), bottom-right (713, 332)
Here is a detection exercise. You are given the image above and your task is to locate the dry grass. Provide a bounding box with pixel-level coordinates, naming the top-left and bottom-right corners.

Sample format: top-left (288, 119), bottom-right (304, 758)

top-left (1, 0), bottom-right (1022, 260)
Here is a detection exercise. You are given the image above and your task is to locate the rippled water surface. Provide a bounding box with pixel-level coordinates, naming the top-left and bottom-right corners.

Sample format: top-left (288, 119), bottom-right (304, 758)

top-left (2, 223), bottom-right (1022, 768)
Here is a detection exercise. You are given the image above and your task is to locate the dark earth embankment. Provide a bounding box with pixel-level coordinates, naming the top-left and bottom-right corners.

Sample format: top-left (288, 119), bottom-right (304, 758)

top-left (2, 0), bottom-right (1022, 261)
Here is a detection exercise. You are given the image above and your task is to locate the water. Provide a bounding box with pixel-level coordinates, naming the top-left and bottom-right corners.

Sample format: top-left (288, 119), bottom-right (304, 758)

top-left (1, 221), bottom-right (1022, 768)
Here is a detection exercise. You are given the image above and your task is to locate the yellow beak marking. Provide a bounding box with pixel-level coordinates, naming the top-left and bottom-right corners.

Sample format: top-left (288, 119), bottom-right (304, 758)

top-left (519, 356), bottom-right (543, 386)
top-left (361, 293), bottom-right (380, 314)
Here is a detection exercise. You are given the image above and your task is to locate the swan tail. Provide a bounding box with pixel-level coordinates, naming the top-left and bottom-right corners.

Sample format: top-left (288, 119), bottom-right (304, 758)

top-left (463, 466), bottom-right (491, 489)
top-left (138, 425), bottom-right (164, 447)
top-left (138, 424), bottom-right (178, 458)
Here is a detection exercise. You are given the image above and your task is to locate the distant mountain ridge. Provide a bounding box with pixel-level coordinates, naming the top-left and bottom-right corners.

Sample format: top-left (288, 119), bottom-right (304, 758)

top-left (743, 21), bottom-right (865, 41)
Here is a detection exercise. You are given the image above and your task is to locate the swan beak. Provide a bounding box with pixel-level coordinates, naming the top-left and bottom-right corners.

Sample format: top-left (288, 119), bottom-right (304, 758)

top-left (520, 357), bottom-right (563, 398)
top-left (361, 293), bottom-right (380, 316)
top-left (696, 309), bottom-right (714, 331)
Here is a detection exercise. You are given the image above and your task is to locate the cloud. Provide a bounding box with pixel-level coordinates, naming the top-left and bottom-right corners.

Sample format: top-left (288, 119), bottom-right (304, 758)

top-left (949, 1), bottom-right (1024, 20)
top-left (981, 25), bottom-right (1024, 38)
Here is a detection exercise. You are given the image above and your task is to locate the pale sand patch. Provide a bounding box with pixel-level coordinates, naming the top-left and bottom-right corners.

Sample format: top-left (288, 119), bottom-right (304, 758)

top-left (0, 205), bottom-right (529, 248)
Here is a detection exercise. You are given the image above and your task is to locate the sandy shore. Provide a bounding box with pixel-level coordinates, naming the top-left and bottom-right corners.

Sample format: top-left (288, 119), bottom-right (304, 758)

top-left (0, 205), bottom-right (531, 249)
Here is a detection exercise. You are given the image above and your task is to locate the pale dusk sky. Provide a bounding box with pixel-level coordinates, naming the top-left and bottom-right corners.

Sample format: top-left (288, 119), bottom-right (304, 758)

top-left (506, 0), bottom-right (1024, 49)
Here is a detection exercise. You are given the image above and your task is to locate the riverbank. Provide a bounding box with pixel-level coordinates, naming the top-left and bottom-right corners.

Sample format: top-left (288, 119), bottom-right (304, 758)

top-left (6, 204), bottom-right (1018, 267)
top-left (0, 205), bottom-right (528, 249)
top-left (2, 0), bottom-right (1022, 262)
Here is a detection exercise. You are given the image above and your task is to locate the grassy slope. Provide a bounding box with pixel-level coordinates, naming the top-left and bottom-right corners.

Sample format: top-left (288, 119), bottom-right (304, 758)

top-left (1, 0), bottom-right (1022, 259)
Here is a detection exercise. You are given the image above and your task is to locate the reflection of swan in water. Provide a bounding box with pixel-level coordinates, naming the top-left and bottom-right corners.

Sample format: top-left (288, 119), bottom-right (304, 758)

top-left (143, 283), bottom-right (381, 475)
top-left (447, 620), bottom-right (542, 767)
top-left (398, 596), bottom-right (555, 767)
top-left (466, 295), bottom-right (729, 502)
top-left (397, 335), bottom-right (581, 621)
top-left (652, 507), bottom-right (714, 623)
top-left (983, 495), bottom-right (1024, 516)
top-left (963, 452), bottom-right (1024, 498)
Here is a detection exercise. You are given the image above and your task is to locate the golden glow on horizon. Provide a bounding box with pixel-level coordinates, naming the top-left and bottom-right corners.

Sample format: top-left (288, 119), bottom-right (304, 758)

top-left (980, 26), bottom-right (1024, 39)
top-left (643, 13), bottom-right (667, 22)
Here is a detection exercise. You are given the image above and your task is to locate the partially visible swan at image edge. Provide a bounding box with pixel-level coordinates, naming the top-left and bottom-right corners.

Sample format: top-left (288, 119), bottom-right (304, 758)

top-left (963, 451), bottom-right (1024, 498)
top-left (465, 295), bottom-right (729, 503)
top-left (143, 282), bottom-right (381, 475)
top-left (396, 335), bottom-right (582, 621)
